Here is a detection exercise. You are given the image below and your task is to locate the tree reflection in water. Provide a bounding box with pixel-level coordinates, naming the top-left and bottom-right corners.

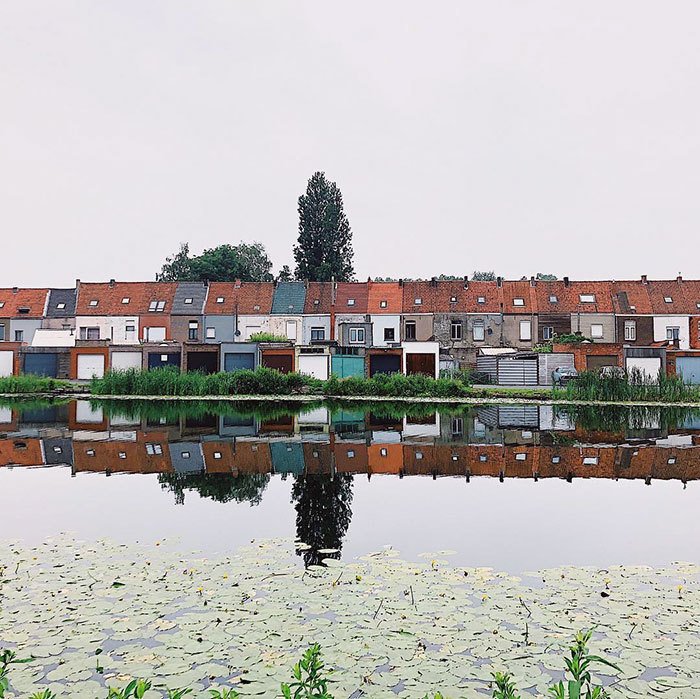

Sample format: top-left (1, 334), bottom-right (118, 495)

top-left (291, 474), bottom-right (354, 567)
top-left (158, 472), bottom-right (270, 506)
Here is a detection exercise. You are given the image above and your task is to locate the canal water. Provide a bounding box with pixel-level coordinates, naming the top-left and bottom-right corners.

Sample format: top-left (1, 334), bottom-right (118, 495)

top-left (1, 398), bottom-right (699, 571)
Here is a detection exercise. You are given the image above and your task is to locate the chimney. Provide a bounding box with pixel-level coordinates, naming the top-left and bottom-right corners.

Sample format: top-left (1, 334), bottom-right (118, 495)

top-left (398, 278), bottom-right (404, 287)
top-left (563, 276), bottom-right (570, 287)
top-left (463, 276), bottom-right (469, 289)
top-left (12, 287), bottom-right (18, 294)
top-left (431, 276), bottom-right (437, 287)
top-left (641, 275), bottom-right (648, 284)
top-left (234, 279), bottom-right (242, 289)
top-left (109, 279), bottom-right (115, 287)
top-left (496, 277), bottom-right (503, 288)
top-left (530, 276), bottom-right (536, 287)
top-left (677, 274), bottom-right (683, 282)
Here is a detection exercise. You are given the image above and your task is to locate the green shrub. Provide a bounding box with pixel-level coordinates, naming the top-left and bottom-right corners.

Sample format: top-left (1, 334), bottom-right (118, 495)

top-left (249, 332), bottom-right (290, 343)
top-left (0, 376), bottom-right (68, 394)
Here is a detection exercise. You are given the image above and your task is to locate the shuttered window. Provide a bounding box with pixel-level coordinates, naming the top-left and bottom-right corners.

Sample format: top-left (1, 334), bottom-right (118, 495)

top-left (519, 320), bottom-right (532, 341)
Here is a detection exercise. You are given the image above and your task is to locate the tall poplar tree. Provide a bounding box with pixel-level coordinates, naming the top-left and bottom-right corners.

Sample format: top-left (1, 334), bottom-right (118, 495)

top-left (294, 172), bottom-right (355, 282)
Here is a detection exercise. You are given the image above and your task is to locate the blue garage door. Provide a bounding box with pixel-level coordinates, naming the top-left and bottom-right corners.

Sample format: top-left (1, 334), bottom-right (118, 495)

top-left (24, 354), bottom-right (58, 377)
top-left (224, 352), bottom-right (255, 372)
top-left (676, 357), bottom-right (700, 385)
top-left (331, 355), bottom-right (365, 378)
top-left (148, 353), bottom-right (181, 370)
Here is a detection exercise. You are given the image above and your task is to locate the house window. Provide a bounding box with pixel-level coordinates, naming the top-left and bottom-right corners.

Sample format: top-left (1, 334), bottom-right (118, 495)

top-left (56, 302), bottom-right (66, 310)
top-left (664, 297), bottom-right (673, 303)
top-left (450, 321), bottom-right (463, 341)
top-left (347, 299), bottom-right (355, 306)
top-left (384, 327), bottom-right (395, 342)
top-left (121, 297), bottom-right (130, 304)
top-left (549, 295), bottom-right (558, 304)
top-left (285, 320), bottom-right (297, 340)
top-left (579, 294), bottom-right (596, 303)
top-left (188, 321), bottom-right (198, 341)
top-left (206, 327), bottom-right (216, 339)
top-left (667, 326), bottom-right (680, 340)
top-left (583, 456), bottom-right (599, 465)
top-left (513, 298), bottom-right (524, 306)
top-left (216, 297), bottom-right (225, 304)
top-left (472, 320), bottom-right (485, 341)
top-left (519, 320), bottom-right (532, 341)
top-left (515, 453), bottom-right (527, 461)
top-left (125, 323), bottom-right (136, 340)
top-left (451, 417), bottom-right (463, 435)
top-left (14, 330), bottom-right (23, 343)
top-left (542, 326), bottom-right (554, 340)
top-left (624, 320), bottom-right (636, 341)
top-left (405, 321), bottom-right (416, 340)
top-left (591, 324), bottom-right (604, 339)
top-left (80, 327), bottom-right (100, 340)
top-left (310, 327), bottom-right (325, 342)
top-left (89, 300), bottom-right (98, 307)
top-left (145, 327), bottom-right (166, 342)
top-left (0, 302), bottom-right (4, 308)
top-left (0, 325), bottom-right (4, 341)
top-left (349, 327), bottom-right (365, 344)
top-left (450, 296), bottom-right (457, 303)
top-left (146, 444), bottom-right (163, 456)
top-left (414, 297), bottom-right (422, 305)
top-left (380, 300), bottom-right (388, 308)
top-left (149, 300), bottom-right (166, 312)
top-left (184, 297), bottom-right (193, 305)
top-left (477, 296), bottom-right (486, 304)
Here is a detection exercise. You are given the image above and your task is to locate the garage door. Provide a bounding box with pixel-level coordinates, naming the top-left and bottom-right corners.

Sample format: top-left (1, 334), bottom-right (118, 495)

top-left (0, 351), bottom-right (13, 377)
top-left (224, 352), bottom-right (255, 372)
top-left (586, 355), bottom-right (619, 371)
top-left (77, 354), bottom-right (105, 380)
top-left (262, 354), bottom-right (294, 373)
top-left (111, 352), bottom-right (142, 371)
top-left (675, 357), bottom-right (700, 384)
top-left (148, 353), bottom-right (181, 370)
top-left (369, 354), bottom-right (401, 377)
top-left (298, 354), bottom-right (329, 380)
top-left (406, 353), bottom-right (436, 377)
top-left (626, 357), bottom-right (661, 381)
top-left (332, 355), bottom-right (365, 378)
top-left (24, 353), bottom-right (58, 377)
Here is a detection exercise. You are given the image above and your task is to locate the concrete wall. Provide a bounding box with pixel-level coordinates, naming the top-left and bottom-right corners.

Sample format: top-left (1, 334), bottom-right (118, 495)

top-left (236, 315), bottom-right (271, 341)
top-left (204, 315), bottom-right (236, 344)
top-left (269, 315), bottom-right (302, 343)
top-left (653, 315), bottom-right (691, 349)
top-left (402, 314), bottom-right (434, 342)
top-left (502, 315), bottom-right (538, 349)
top-left (370, 314), bottom-right (401, 346)
top-left (171, 315), bottom-right (203, 344)
top-left (301, 315), bottom-right (331, 344)
top-left (75, 316), bottom-right (139, 344)
top-left (570, 313), bottom-right (616, 343)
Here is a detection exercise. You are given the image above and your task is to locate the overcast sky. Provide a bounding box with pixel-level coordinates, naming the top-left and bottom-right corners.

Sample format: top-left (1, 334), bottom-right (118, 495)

top-left (2, 1), bottom-right (700, 287)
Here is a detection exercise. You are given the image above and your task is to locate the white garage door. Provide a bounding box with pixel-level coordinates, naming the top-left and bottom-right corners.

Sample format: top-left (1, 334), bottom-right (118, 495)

top-left (77, 354), bottom-right (105, 380)
top-left (626, 357), bottom-right (661, 381)
top-left (298, 354), bottom-right (329, 380)
top-left (0, 351), bottom-right (14, 377)
top-left (111, 352), bottom-right (142, 371)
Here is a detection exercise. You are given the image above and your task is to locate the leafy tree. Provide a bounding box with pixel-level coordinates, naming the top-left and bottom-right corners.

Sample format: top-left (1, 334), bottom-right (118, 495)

top-left (536, 272), bottom-right (558, 280)
top-left (157, 242), bottom-right (274, 282)
top-left (158, 473), bottom-right (270, 506)
top-left (471, 270), bottom-right (496, 281)
top-left (294, 172), bottom-right (354, 282)
top-left (277, 265), bottom-right (294, 282)
top-left (291, 474), bottom-right (354, 567)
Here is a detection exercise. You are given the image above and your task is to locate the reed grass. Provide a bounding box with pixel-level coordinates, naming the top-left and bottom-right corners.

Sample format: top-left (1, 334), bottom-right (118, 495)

top-left (0, 375), bottom-right (69, 394)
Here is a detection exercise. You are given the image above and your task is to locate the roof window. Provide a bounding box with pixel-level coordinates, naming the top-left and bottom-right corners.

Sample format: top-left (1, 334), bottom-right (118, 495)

top-left (664, 296), bottom-right (673, 303)
top-left (184, 298), bottom-right (193, 304)
top-left (121, 297), bottom-right (130, 304)
top-left (347, 299), bottom-right (355, 306)
top-left (579, 294), bottom-right (596, 303)
top-left (216, 297), bottom-right (225, 303)
top-left (549, 295), bottom-right (558, 303)
top-left (380, 300), bottom-right (388, 308)
top-left (56, 303), bottom-right (66, 310)
top-left (89, 300), bottom-right (98, 307)
top-left (513, 298), bottom-right (524, 306)
top-left (450, 296), bottom-right (458, 303)
top-left (414, 297), bottom-right (422, 305)
top-left (477, 296), bottom-right (485, 304)
top-left (149, 301), bottom-right (166, 312)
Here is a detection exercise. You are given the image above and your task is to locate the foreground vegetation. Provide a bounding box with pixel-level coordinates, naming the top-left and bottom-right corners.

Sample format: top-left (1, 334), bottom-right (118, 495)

top-left (0, 376), bottom-right (69, 395)
top-left (0, 632), bottom-right (618, 698)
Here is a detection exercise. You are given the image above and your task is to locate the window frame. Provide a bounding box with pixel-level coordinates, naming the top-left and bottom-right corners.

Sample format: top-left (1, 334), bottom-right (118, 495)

top-left (590, 323), bottom-right (604, 339)
top-left (383, 327), bottom-right (395, 342)
top-left (450, 320), bottom-right (463, 341)
top-left (472, 320), bottom-right (485, 341)
top-left (349, 327), bottom-right (365, 344)
top-left (519, 319), bottom-right (532, 341)
top-left (310, 327), bottom-right (325, 342)
top-left (542, 326), bottom-right (554, 340)
top-left (624, 320), bottom-right (636, 341)
top-left (405, 320), bottom-right (417, 340)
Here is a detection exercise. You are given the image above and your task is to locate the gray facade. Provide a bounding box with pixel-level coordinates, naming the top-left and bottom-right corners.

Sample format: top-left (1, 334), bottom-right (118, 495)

top-left (338, 321), bottom-right (373, 348)
top-left (502, 315), bottom-right (538, 349)
top-left (570, 313), bottom-right (616, 343)
top-left (204, 315), bottom-right (236, 344)
top-left (172, 282), bottom-right (208, 315)
top-left (433, 313), bottom-right (503, 364)
top-left (302, 315), bottom-right (331, 344)
top-left (10, 319), bottom-right (43, 344)
top-left (44, 289), bottom-right (77, 330)
top-left (170, 442), bottom-right (205, 474)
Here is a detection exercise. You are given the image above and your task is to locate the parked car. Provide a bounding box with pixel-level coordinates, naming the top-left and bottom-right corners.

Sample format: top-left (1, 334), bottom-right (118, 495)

top-left (552, 366), bottom-right (578, 386)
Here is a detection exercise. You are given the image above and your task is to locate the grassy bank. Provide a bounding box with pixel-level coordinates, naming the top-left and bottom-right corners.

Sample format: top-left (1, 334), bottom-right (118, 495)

top-left (553, 369), bottom-right (700, 403)
top-left (90, 367), bottom-right (476, 399)
top-left (0, 375), bottom-right (70, 394)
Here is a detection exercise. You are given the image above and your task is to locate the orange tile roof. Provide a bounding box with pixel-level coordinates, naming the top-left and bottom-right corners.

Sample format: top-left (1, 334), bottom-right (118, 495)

top-left (304, 282), bottom-right (333, 314)
top-left (499, 280), bottom-right (538, 314)
top-left (610, 281), bottom-right (654, 315)
top-left (367, 281), bottom-right (403, 314)
top-left (204, 282), bottom-right (274, 315)
top-left (0, 289), bottom-right (48, 318)
top-left (76, 282), bottom-right (177, 316)
top-left (645, 279), bottom-right (694, 314)
top-left (535, 280), bottom-right (614, 314)
top-left (335, 282), bottom-right (368, 312)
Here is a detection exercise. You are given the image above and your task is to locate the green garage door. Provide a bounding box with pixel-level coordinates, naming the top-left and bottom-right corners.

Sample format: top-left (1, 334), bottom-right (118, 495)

top-left (332, 355), bottom-right (364, 378)
top-left (676, 357), bottom-right (700, 384)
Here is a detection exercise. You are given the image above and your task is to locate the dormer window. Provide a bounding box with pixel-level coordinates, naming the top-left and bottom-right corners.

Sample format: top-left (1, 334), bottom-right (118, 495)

top-left (664, 296), bottom-right (673, 303)
top-left (630, 305), bottom-right (636, 312)
top-left (549, 295), bottom-right (558, 303)
top-left (18, 307), bottom-right (29, 314)
top-left (149, 300), bottom-right (166, 312)
top-left (215, 297), bottom-right (224, 303)
top-left (513, 298), bottom-right (524, 306)
top-left (414, 297), bottom-right (422, 305)
top-left (347, 299), bottom-right (355, 306)
top-left (477, 296), bottom-right (485, 304)
top-left (184, 298), bottom-right (193, 305)
top-left (56, 303), bottom-right (66, 310)
top-left (0, 302), bottom-right (4, 308)
top-left (380, 300), bottom-right (388, 308)
top-left (579, 294), bottom-right (596, 303)
top-left (121, 297), bottom-right (130, 304)
top-left (253, 305), bottom-right (260, 311)
top-left (89, 300), bottom-right (98, 307)
top-left (450, 296), bottom-right (457, 303)
top-left (313, 299), bottom-right (320, 305)
top-left (696, 302), bottom-right (700, 309)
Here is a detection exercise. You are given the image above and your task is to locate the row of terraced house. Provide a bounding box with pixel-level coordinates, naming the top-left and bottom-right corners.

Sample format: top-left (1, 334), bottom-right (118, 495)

top-left (2, 276), bottom-right (700, 383)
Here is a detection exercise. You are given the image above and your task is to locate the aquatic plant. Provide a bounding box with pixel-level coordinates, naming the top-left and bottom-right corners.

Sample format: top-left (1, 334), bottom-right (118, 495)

top-left (281, 644), bottom-right (332, 698)
top-left (492, 672), bottom-right (521, 698)
top-left (0, 651), bottom-right (33, 699)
